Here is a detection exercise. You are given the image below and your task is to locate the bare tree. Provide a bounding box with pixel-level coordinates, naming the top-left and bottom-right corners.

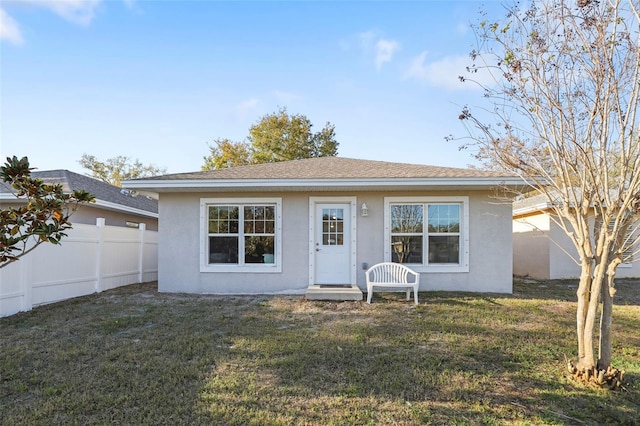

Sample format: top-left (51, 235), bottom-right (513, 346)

top-left (456, 0), bottom-right (640, 387)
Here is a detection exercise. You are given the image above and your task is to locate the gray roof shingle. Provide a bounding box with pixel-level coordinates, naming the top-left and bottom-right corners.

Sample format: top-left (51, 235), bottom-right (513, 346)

top-left (136, 157), bottom-right (514, 181)
top-left (1, 170), bottom-right (157, 214)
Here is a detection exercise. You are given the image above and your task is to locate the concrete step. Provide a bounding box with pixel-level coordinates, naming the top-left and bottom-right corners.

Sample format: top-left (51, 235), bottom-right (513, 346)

top-left (305, 285), bottom-right (363, 301)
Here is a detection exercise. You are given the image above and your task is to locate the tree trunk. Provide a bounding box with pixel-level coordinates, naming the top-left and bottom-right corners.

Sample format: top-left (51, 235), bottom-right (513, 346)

top-left (599, 260), bottom-right (620, 370)
top-left (579, 268), bottom-right (604, 371)
top-left (575, 264), bottom-right (593, 369)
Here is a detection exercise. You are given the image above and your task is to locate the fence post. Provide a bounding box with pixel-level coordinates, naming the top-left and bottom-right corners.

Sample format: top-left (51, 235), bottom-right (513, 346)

top-left (96, 218), bottom-right (105, 293)
top-left (138, 223), bottom-right (146, 283)
top-left (21, 250), bottom-right (32, 313)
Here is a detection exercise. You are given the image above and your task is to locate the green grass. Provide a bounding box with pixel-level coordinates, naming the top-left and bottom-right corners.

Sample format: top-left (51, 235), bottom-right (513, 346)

top-left (1, 279), bottom-right (639, 425)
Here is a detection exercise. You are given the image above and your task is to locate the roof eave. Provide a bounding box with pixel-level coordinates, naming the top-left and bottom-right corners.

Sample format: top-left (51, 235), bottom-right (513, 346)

top-left (92, 200), bottom-right (159, 219)
top-left (0, 194), bottom-right (158, 219)
top-left (122, 177), bottom-right (526, 193)
top-left (512, 202), bottom-right (553, 217)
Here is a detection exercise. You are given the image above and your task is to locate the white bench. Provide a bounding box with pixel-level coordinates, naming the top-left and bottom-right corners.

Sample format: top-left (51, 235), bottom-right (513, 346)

top-left (365, 262), bottom-right (420, 304)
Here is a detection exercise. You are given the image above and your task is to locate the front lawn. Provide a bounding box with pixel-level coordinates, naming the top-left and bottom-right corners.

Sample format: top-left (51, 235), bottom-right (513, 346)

top-left (1, 279), bottom-right (639, 425)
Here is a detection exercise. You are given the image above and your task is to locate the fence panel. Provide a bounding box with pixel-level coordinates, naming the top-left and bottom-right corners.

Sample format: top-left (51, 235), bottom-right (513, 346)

top-left (0, 219), bottom-right (158, 317)
top-left (142, 230), bottom-right (159, 283)
top-left (100, 225), bottom-right (143, 291)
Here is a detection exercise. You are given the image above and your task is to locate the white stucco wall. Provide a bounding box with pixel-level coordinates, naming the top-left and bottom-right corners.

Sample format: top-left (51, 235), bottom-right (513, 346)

top-left (157, 190), bottom-right (515, 295)
top-left (548, 219), bottom-right (582, 279)
top-left (513, 212), bottom-right (640, 279)
top-left (549, 218), bottom-right (640, 279)
top-left (512, 213), bottom-right (551, 279)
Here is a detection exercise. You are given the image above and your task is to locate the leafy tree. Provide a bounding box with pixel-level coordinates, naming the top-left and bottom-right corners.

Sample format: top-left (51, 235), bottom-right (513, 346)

top-left (202, 108), bottom-right (338, 170)
top-left (456, 0), bottom-right (639, 387)
top-left (79, 154), bottom-right (167, 187)
top-left (248, 108), bottom-right (338, 163)
top-left (202, 139), bottom-right (252, 170)
top-left (1, 156), bottom-right (95, 268)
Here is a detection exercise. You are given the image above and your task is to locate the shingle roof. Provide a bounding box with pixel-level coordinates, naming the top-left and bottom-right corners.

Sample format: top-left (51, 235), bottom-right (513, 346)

top-left (1, 170), bottom-right (158, 214)
top-left (138, 157), bottom-right (515, 181)
top-left (513, 193), bottom-right (551, 211)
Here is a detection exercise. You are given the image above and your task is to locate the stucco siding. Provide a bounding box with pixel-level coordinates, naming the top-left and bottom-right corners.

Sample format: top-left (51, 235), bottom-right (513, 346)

top-left (357, 192), bottom-right (512, 292)
top-left (513, 212), bottom-right (640, 279)
top-left (549, 219), bottom-right (640, 279)
top-left (158, 192), bottom-right (311, 294)
top-left (72, 205), bottom-right (158, 231)
top-left (548, 220), bottom-right (582, 279)
top-left (466, 196), bottom-right (513, 293)
top-left (157, 190), bottom-right (515, 294)
top-left (512, 213), bottom-right (551, 279)
top-left (157, 193), bottom-right (201, 293)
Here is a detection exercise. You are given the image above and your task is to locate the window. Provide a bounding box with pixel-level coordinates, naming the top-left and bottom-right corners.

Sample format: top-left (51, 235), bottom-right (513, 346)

top-left (322, 208), bottom-right (344, 246)
top-left (385, 197), bottom-right (469, 272)
top-left (609, 220), bottom-right (634, 267)
top-left (201, 198), bottom-right (282, 272)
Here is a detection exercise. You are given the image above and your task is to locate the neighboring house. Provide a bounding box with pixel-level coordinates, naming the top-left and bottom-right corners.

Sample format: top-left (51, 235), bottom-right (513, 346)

top-left (123, 157), bottom-right (523, 299)
top-left (1, 169), bottom-right (158, 231)
top-left (513, 194), bottom-right (639, 279)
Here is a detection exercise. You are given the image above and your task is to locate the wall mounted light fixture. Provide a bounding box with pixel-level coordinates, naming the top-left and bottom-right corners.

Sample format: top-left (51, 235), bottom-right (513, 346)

top-left (361, 203), bottom-right (368, 217)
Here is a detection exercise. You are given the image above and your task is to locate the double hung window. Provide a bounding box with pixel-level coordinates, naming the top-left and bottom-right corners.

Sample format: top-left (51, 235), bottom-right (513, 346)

top-left (201, 198), bottom-right (281, 272)
top-left (385, 197), bottom-right (469, 272)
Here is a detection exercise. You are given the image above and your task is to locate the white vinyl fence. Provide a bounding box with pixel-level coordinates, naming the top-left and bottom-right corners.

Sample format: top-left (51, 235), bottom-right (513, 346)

top-left (0, 218), bottom-right (158, 318)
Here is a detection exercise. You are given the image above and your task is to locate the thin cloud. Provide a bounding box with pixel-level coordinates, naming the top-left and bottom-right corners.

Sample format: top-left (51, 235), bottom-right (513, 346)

top-left (375, 39), bottom-right (399, 70)
top-left (354, 31), bottom-right (399, 70)
top-left (0, 7), bottom-right (23, 45)
top-left (404, 52), bottom-right (493, 90)
top-left (456, 21), bottom-right (469, 36)
top-left (1, 0), bottom-right (106, 45)
top-left (272, 90), bottom-right (300, 104)
top-left (27, 0), bottom-right (102, 26)
top-left (358, 30), bottom-right (376, 49)
top-left (236, 98), bottom-right (260, 114)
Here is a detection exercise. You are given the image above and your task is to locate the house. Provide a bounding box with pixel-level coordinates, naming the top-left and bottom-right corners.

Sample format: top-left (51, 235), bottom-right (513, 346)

top-left (513, 194), bottom-right (639, 279)
top-left (1, 169), bottom-right (158, 231)
top-left (122, 157), bottom-right (523, 299)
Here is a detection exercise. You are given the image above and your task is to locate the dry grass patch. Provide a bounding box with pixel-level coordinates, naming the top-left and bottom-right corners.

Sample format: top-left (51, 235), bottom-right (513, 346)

top-left (1, 279), bottom-right (639, 425)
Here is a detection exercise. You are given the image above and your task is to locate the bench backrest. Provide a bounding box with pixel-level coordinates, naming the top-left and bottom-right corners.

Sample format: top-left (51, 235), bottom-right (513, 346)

top-left (367, 262), bottom-right (418, 284)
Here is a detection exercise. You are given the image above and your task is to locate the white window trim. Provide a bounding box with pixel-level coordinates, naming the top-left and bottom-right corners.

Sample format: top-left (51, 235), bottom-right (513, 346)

top-left (384, 196), bottom-right (469, 273)
top-left (200, 197), bottom-right (282, 273)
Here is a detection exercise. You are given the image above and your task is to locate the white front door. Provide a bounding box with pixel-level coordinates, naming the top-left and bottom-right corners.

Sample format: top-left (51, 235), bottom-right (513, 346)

top-left (314, 203), bottom-right (351, 284)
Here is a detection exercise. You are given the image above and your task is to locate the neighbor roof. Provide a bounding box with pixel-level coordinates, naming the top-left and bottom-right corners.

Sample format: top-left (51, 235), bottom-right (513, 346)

top-left (123, 157), bottom-right (526, 194)
top-left (1, 170), bottom-right (158, 217)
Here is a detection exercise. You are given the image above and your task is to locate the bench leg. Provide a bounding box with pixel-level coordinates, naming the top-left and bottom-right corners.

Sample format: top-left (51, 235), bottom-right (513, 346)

top-left (367, 285), bottom-right (373, 303)
top-left (405, 288), bottom-right (410, 301)
top-left (413, 286), bottom-right (419, 305)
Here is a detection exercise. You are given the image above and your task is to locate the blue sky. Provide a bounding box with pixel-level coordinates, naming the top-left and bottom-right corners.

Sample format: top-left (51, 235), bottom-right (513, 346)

top-left (1, 0), bottom-right (504, 175)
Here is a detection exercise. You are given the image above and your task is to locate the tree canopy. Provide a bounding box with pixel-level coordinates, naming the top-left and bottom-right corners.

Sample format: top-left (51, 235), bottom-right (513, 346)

top-left (202, 139), bottom-right (252, 171)
top-left (457, 0), bottom-right (640, 387)
top-left (1, 156), bottom-right (95, 268)
top-left (79, 154), bottom-right (167, 187)
top-left (202, 108), bottom-right (338, 170)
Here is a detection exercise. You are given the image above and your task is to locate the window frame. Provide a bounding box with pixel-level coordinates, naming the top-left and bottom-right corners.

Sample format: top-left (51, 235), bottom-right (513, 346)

top-left (200, 197), bottom-right (282, 273)
top-left (609, 220), bottom-right (634, 268)
top-left (384, 196), bottom-right (469, 273)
